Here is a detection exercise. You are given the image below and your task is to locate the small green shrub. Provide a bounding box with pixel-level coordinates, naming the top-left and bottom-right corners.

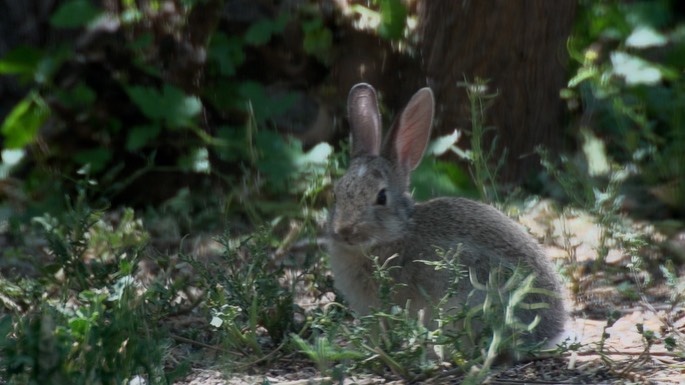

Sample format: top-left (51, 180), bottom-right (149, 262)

top-left (461, 79), bottom-right (504, 203)
top-left (0, 282), bottom-right (167, 385)
top-left (0, 0), bottom-right (337, 217)
top-left (567, 0), bottom-right (685, 212)
top-left (349, 0), bottom-right (409, 41)
top-left (295, 248), bottom-right (557, 383)
top-left (0, 190), bottom-right (169, 385)
top-left (178, 228), bottom-right (330, 364)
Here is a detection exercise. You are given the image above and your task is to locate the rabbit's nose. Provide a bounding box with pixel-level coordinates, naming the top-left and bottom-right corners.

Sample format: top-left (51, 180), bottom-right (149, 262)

top-left (334, 225), bottom-right (354, 242)
top-left (337, 226), bottom-right (352, 237)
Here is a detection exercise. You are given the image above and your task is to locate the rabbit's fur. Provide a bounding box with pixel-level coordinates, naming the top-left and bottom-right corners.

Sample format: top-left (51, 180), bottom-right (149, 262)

top-left (327, 83), bottom-right (566, 345)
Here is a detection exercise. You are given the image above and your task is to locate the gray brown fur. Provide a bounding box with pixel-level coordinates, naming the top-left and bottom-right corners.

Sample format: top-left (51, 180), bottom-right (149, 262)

top-left (327, 83), bottom-right (566, 344)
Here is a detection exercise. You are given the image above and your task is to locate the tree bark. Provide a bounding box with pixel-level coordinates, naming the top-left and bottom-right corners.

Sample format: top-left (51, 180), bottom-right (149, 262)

top-left (419, 0), bottom-right (577, 184)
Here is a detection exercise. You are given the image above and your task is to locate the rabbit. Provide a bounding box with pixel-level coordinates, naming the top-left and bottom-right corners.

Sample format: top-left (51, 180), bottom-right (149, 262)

top-left (327, 83), bottom-right (567, 347)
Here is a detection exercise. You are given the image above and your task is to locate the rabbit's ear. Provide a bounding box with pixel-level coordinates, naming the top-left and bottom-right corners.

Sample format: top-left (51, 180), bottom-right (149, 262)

top-left (383, 87), bottom-right (434, 185)
top-left (348, 83), bottom-right (382, 157)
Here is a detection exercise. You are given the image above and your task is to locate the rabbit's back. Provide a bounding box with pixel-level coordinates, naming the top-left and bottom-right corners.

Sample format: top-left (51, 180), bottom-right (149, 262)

top-left (410, 198), bottom-right (554, 276)
top-left (376, 197), bottom-right (566, 342)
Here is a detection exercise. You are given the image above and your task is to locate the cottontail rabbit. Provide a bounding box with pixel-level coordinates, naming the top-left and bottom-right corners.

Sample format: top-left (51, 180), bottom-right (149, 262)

top-left (327, 83), bottom-right (566, 345)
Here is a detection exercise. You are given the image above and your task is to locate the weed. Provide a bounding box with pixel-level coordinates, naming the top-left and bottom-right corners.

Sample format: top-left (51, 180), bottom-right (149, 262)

top-left (540, 145), bottom-right (647, 276)
top-left (291, 333), bottom-right (364, 383)
top-left (349, 0), bottom-right (410, 41)
top-left (656, 261), bottom-right (685, 355)
top-left (295, 245), bottom-right (558, 382)
top-left (189, 232), bottom-right (294, 352)
top-left (568, 0), bottom-right (685, 212)
top-left (459, 78), bottom-right (505, 203)
top-left (178, 227), bottom-right (331, 367)
top-left (0, 189), bottom-right (170, 385)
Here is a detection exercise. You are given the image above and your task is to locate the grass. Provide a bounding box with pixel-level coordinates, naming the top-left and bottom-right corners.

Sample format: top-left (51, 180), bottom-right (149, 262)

top-left (0, 196), bottom-right (169, 385)
top-left (1, 0), bottom-right (684, 382)
top-left (0, 155), bottom-right (472, 383)
top-left (0, 70), bottom-right (683, 385)
top-left (2, 95), bottom-right (684, 385)
top-left (537, 149), bottom-right (685, 375)
top-left (1, 165), bottom-right (683, 385)
top-left (460, 78), bottom-right (505, 204)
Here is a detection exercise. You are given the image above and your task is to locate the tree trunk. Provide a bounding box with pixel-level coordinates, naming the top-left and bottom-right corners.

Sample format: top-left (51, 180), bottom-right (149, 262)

top-left (418, 0), bottom-right (577, 185)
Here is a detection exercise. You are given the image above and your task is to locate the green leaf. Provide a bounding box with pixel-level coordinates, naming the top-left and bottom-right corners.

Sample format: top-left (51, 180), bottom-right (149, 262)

top-left (126, 84), bottom-right (202, 128)
top-left (128, 32), bottom-right (154, 51)
top-left (378, 0), bottom-right (407, 40)
top-left (623, 1), bottom-right (671, 30)
top-left (68, 318), bottom-right (90, 337)
top-left (73, 148), bottom-right (112, 172)
top-left (55, 82), bottom-right (97, 110)
top-left (50, 0), bottom-right (102, 28)
top-left (238, 82), bottom-right (297, 122)
top-left (568, 66), bottom-right (598, 88)
top-left (625, 26), bottom-right (667, 48)
top-left (210, 316), bottom-right (223, 328)
top-left (1, 149), bottom-right (25, 168)
top-left (0, 316), bottom-right (13, 346)
top-left (244, 19), bottom-right (273, 46)
top-left (411, 158), bottom-right (474, 200)
top-left (126, 124), bottom-right (162, 151)
top-left (178, 147), bottom-right (210, 173)
top-left (127, 86), bottom-right (164, 120)
top-left (255, 129), bottom-right (299, 190)
top-left (0, 46), bottom-right (43, 77)
top-left (427, 130), bottom-right (462, 156)
top-left (209, 32), bottom-right (245, 76)
top-left (581, 128), bottom-right (610, 177)
top-left (204, 79), bottom-right (241, 111)
top-left (166, 88), bottom-right (202, 128)
top-left (302, 19), bottom-right (332, 63)
top-left (296, 142), bottom-right (332, 167)
top-left (611, 51), bottom-right (662, 85)
top-left (215, 125), bottom-right (249, 162)
top-left (1, 93), bottom-right (49, 148)
top-left (244, 14), bottom-right (289, 46)
top-left (35, 46), bottom-right (73, 85)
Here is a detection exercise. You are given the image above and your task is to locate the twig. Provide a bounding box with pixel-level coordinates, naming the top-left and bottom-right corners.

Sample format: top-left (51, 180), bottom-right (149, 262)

top-left (170, 334), bottom-right (241, 356)
top-left (487, 380), bottom-right (584, 385)
top-left (276, 378), bottom-right (332, 385)
top-left (569, 349), bottom-right (681, 358)
top-left (230, 340), bottom-right (289, 370)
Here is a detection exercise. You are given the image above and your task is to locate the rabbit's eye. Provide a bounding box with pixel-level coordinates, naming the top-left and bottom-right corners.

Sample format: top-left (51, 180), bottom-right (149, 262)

top-left (375, 188), bottom-right (387, 205)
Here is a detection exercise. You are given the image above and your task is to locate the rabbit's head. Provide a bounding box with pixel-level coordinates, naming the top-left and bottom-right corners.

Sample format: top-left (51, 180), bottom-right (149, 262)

top-left (329, 83), bottom-right (434, 248)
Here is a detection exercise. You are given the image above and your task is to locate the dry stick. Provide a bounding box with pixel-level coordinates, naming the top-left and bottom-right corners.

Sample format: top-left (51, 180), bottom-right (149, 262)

top-left (617, 305), bottom-right (685, 313)
top-left (612, 362), bottom-right (654, 385)
top-left (570, 349), bottom-right (680, 357)
top-left (228, 303), bottom-right (319, 371)
top-left (651, 356), bottom-right (684, 365)
top-left (170, 334), bottom-right (241, 356)
top-left (276, 378), bottom-right (332, 385)
top-left (651, 376), bottom-right (685, 383)
top-left (171, 332), bottom-right (289, 368)
top-left (486, 381), bottom-right (583, 385)
top-left (272, 221), bottom-right (303, 261)
top-left (0, 292), bottom-right (21, 312)
top-left (617, 344), bottom-right (650, 377)
top-left (230, 340), bottom-right (290, 371)
top-left (630, 262), bottom-right (685, 348)
top-left (569, 346), bottom-right (674, 385)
